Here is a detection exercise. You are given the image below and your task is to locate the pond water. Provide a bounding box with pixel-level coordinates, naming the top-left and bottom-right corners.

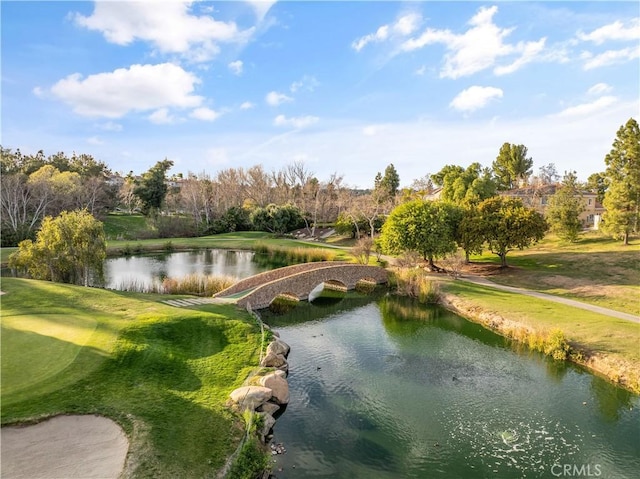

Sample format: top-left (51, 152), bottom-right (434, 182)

top-left (263, 293), bottom-right (640, 479)
top-left (103, 249), bottom-right (269, 290)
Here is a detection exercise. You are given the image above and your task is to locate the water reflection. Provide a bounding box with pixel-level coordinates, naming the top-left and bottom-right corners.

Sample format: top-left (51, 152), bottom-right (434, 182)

top-left (267, 294), bottom-right (640, 479)
top-left (103, 249), bottom-right (268, 290)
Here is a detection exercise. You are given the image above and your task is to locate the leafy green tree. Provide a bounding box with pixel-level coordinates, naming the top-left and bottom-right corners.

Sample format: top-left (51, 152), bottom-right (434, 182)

top-left (432, 163), bottom-right (497, 204)
top-left (456, 204), bottom-right (485, 262)
top-left (586, 172), bottom-right (607, 203)
top-left (546, 171), bottom-right (585, 242)
top-left (492, 143), bottom-right (533, 190)
top-left (9, 209), bottom-right (106, 286)
top-left (250, 204), bottom-right (304, 234)
top-left (379, 200), bottom-right (460, 270)
top-left (602, 118), bottom-right (640, 245)
top-left (374, 163), bottom-right (400, 204)
top-left (134, 159), bottom-right (174, 216)
top-left (477, 196), bottom-right (547, 267)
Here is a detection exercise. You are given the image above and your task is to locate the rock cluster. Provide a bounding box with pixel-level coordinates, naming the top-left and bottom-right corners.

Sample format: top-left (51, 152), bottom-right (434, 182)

top-left (229, 336), bottom-right (291, 444)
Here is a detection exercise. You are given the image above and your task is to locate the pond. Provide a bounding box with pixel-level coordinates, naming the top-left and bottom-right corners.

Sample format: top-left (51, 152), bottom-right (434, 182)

top-left (263, 293), bottom-right (640, 479)
top-left (103, 249), bottom-right (269, 290)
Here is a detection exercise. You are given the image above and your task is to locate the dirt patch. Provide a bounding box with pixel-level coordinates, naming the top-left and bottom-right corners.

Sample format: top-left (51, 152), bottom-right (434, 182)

top-left (1, 415), bottom-right (128, 479)
top-left (461, 262), bottom-right (505, 276)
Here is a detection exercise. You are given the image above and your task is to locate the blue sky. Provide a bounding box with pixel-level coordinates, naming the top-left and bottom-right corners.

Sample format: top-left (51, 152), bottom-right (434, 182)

top-left (2, 1), bottom-right (638, 187)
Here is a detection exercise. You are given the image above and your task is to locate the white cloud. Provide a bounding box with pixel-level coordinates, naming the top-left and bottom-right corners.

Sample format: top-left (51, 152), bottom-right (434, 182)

top-left (32, 86), bottom-right (44, 97)
top-left (290, 75), bottom-right (319, 93)
top-left (228, 60), bottom-right (243, 75)
top-left (99, 121), bottom-right (123, 131)
top-left (450, 86), bottom-right (503, 112)
top-left (240, 101), bottom-right (255, 110)
top-left (86, 136), bottom-right (104, 145)
top-left (401, 5), bottom-right (547, 79)
top-left (274, 114), bottom-right (319, 129)
top-left (555, 96), bottom-right (618, 118)
top-left (415, 65), bottom-right (426, 76)
top-left (247, 0), bottom-right (277, 23)
top-left (50, 63), bottom-right (202, 118)
top-left (577, 18), bottom-right (640, 45)
top-left (190, 107), bottom-right (220, 121)
top-left (265, 90), bottom-right (292, 106)
top-left (494, 38), bottom-right (546, 76)
top-left (148, 108), bottom-right (176, 124)
top-left (362, 125), bottom-right (383, 136)
top-left (352, 12), bottom-right (421, 51)
top-left (583, 46), bottom-right (640, 70)
top-left (587, 83), bottom-right (612, 96)
top-left (73, 1), bottom-right (252, 62)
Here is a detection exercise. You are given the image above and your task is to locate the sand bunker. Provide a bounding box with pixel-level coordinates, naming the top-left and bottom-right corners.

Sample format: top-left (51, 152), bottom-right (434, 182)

top-left (1, 415), bottom-right (128, 479)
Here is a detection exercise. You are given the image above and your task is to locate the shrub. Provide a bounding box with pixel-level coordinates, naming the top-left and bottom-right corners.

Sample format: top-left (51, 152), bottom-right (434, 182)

top-left (390, 268), bottom-right (441, 304)
top-left (161, 274), bottom-right (236, 296)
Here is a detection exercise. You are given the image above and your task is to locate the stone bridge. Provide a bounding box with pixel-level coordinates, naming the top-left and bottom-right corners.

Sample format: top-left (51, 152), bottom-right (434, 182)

top-left (213, 262), bottom-right (388, 310)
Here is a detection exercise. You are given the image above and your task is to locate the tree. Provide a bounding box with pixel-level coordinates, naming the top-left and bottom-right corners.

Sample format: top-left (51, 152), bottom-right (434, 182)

top-left (477, 196), bottom-right (547, 267)
top-left (378, 200), bottom-right (460, 270)
top-left (546, 171), bottom-right (585, 242)
top-left (492, 143), bottom-right (533, 190)
top-left (455, 204), bottom-right (485, 262)
top-left (250, 204), bottom-right (304, 234)
top-left (535, 163), bottom-right (560, 185)
top-left (432, 163), bottom-right (496, 204)
top-left (602, 118), bottom-right (640, 245)
top-left (134, 159), bottom-right (174, 216)
top-left (9, 210), bottom-right (106, 286)
top-left (586, 172), bottom-right (607, 203)
top-left (375, 163), bottom-right (400, 204)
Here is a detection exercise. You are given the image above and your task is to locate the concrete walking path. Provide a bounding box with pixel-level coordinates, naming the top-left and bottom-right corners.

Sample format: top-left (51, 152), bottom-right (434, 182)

top-left (459, 275), bottom-right (640, 324)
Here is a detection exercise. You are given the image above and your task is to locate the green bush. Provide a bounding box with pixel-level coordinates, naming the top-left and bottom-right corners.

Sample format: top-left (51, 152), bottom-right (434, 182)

top-left (227, 437), bottom-right (270, 479)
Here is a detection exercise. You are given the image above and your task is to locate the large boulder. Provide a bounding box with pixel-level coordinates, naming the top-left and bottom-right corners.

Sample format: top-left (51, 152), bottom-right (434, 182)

top-left (259, 373), bottom-right (290, 405)
top-left (257, 402), bottom-right (280, 416)
top-left (229, 386), bottom-right (272, 410)
top-left (256, 412), bottom-right (276, 441)
top-left (266, 339), bottom-right (290, 357)
top-left (260, 352), bottom-right (288, 369)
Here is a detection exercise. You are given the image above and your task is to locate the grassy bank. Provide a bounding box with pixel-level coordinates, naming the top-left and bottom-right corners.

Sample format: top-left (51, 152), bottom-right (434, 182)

top-left (467, 231), bottom-right (639, 316)
top-left (1, 278), bottom-right (262, 478)
top-left (440, 279), bottom-right (640, 393)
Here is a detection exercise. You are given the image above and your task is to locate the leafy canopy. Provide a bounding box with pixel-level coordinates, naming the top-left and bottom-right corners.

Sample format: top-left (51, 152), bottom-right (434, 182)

top-left (602, 118), bottom-right (640, 245)
top-left (9, 209), bottom-right (106, 286)
top-left (478, 196), bottom-right (548, 267)
top-left (379, 199), bottom-right (460, 268)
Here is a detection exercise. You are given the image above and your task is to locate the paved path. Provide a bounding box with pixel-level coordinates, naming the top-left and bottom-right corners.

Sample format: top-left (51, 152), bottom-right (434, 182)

top-left (458, 274), bottom-right (640, 324)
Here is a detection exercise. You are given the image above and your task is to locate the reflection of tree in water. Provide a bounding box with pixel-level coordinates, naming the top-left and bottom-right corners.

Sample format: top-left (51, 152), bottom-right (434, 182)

top-left (590, 374), bottom-right (635, 422)
top-left (378, 295), bottom-right (507, 349)
top-left (544, 357), bottom-right (569, 383)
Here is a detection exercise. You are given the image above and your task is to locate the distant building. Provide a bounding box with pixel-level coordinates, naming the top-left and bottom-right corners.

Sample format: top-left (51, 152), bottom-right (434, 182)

top-left (500, 184), bottom-right (604, 229)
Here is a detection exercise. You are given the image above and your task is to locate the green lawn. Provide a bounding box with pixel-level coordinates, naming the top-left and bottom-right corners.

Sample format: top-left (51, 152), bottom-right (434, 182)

top-left (442, 280), bottom-right (640, 391)
top-left (0, 278), bottom-right (261, 478)
top-left (466, 231), bottom-right (640, 315)
top-left (103, 212), bottom-right (149, 240)
top-left (107, 230), bottom-right (355, 261)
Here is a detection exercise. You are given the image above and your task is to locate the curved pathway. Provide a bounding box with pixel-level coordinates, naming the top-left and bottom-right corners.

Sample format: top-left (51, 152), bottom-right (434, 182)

top-left (458, 274), bottom-right (640, 324)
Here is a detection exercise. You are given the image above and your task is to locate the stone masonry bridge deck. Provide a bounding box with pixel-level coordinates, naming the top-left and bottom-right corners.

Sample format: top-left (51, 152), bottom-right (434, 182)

top-left (213, 262), bottom-right (388, 310)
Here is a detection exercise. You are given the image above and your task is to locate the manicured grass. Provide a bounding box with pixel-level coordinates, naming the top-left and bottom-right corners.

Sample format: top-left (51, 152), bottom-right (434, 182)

top-left (103, 212), bottom-right (149, 240)
top-left (467, 231), bottom-right (640, 315)
top-left (442, 280), bottom-right (640, 363)
top-left (107, 231), bottom-right (355, 261)
top-left (0, 278), bottom-right (262, 478)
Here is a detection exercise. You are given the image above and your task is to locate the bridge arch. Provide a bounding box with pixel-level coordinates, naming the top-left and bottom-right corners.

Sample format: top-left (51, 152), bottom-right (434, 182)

top-left (226, 264), bottom-right (388, 310)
